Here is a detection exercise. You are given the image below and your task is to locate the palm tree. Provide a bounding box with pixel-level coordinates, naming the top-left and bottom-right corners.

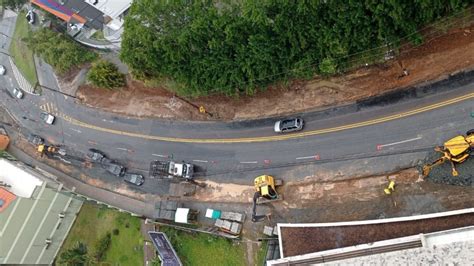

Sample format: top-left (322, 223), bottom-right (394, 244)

top-left (59, 241), bottom-right (89, 266)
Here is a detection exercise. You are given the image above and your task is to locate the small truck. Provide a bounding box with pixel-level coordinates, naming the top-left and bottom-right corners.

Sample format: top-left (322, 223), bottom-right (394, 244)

top-left (149, 160), bottom-right (194, 180)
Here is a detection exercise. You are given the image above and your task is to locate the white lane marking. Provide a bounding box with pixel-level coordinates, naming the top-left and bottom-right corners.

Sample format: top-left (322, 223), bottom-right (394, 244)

top-left (102, 119), bottom-right (115, 123)
top-left (240, 161), bottom-right (258, 164)
top-left (63, 132), bottom-right (72, 137)
top-left (193, 159), bottom-right (208, 163)
top-left (379, 136), bottom-right (422, 148)
top-left (117, 148), bottom-right (128, 151)
top-left (296, 156), bottom-right (314, 160)
top-left (152, 154), bottom-right (168, 158)
top-left (69, 128), bottom-right (81, 133)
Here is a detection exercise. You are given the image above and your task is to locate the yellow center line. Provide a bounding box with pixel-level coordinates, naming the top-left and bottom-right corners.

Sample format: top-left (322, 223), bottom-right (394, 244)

top-left (67, 92), bottom-right (474, 144)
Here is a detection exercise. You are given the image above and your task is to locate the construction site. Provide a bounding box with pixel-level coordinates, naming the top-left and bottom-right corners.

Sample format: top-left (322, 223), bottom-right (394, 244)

top-left (1, 100), bottom-right (473, 265)
top-left (1, 4), bottom-right (474, 265)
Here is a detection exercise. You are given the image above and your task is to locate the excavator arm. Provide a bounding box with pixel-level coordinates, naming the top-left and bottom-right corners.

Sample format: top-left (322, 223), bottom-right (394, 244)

top-left (251, 191), bottom-right (267, 222)
top-left (422, 156), bottom-right (446, 177)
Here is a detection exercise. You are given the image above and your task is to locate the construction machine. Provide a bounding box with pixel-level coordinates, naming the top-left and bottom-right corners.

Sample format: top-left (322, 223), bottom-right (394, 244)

top-left (37, 144), bottom-right (66, 157)
top-left (423, 130), bottom-right (474, 177)
top-left (251, 175), bottom-right (282, 222)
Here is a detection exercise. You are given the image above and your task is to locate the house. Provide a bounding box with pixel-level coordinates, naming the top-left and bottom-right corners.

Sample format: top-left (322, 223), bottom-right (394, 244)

top-left (31, 0), bottom-right (132, 47)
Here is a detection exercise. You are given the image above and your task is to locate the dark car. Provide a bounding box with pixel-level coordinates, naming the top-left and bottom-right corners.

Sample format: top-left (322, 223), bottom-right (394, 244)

top-left (27, 134), bottom-right (44, 145)
top-left (86, 148), bottom-right (106, 162)
top-left (274, 117), bottom-right (304, 133)
top-left (26, 10), bottom-right (35, 24)
top-left (123, 173), bottom-right (144, 186)
top-left (102, 162), bottom-right (126, 177)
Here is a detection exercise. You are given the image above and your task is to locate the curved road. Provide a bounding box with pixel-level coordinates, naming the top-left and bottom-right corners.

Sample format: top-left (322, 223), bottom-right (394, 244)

top-left (1, 12), bottom-right (474, 192)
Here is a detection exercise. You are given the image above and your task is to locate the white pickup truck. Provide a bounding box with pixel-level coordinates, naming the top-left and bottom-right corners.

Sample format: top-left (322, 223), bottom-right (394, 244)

top-left (149, 160), bottom-right (194, 180)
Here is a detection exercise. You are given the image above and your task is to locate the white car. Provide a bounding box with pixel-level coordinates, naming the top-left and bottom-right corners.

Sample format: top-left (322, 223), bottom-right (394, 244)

top-left (274, 117), bottom-right (304, 133)
top-left (26, 10), bottom-right (35, 24)
top-left (40, 112), bottom-right (55, 125)
top-left (0, 65), bottom-right (5, 75)
top-left (12, 88), bottom-right (23, 99)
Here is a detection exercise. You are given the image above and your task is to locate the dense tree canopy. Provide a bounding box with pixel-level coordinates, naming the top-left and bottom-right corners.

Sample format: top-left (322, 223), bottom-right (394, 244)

top-left (25, 28), bottom-right (97, 74)
top-left (120, 0), bottom-right (469, 97)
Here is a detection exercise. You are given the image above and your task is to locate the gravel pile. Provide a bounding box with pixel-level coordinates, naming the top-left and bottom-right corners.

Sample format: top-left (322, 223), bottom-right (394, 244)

top-left (421, 151), bottom-right (474, 186)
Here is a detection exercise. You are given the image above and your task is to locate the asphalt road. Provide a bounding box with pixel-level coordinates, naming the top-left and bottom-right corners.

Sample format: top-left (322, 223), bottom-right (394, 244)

top-left (2, 12), bottom-right (474, 192)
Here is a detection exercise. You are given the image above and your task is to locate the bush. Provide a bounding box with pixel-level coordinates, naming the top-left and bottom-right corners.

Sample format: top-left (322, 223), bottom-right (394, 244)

top-left (24, 28), bottom-right (96, 74)
top-left (94, 232), bottom-right (112, 262)
top-left (87, 60), bottom-right (125, 89)
top-left (319, 58), bottom-right (338, 76)
top-left (113, 228), bottom-right (120, 235)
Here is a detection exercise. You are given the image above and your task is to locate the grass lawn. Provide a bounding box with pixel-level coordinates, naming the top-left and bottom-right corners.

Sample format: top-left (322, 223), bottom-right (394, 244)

top-left (57, 202), bottom-right (144, 265)
top-left (255, 241), bottom-right (268, 266)
top-left (160, 226), bottom-right (246, 266)
top-left (9, 11), bottom-right (37, 86)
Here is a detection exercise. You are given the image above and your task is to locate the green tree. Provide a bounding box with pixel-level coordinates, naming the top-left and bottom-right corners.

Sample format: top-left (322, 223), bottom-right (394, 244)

top-left (87, 60), bottom-right (125, 89)
top-left (24, 28), bottom-right (96, 74)
top-left (94, 232), bottom-right (112, 262)
top-left (1, 0), bottom-right (28, 10)
top-left (59, 241), bottom-right (89, 266)
top-left (120, 0), bottom-right (470, 97)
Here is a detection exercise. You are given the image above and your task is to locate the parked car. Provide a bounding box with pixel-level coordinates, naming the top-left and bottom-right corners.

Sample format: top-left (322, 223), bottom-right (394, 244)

top-left (102, 161), bottom-right (126, 177)
top-left (123, 173), bottom-right (144, 186)
top-left (40, 112), bottom-right (55, 124)
top-left (11, 88), bottom-right (24, 99)
top-left (27, 134), bottom-right (44, 145)
top-left (86, 148), bottom-right (106, 162)
top-left (0, 65), bottom-right (6, 75)
top-left (26, 10), bottom-right (35, 24)
top-left (274, 117), bottom-right (304, 133)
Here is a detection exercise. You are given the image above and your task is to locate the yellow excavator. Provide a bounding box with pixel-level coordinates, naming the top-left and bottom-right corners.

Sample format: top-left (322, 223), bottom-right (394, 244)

top-left (423, 130), bottom-right (474, 177)
top-left (37, 144), bottom-right (66, 157)
top-left (251, 175), bottom-right (283, 222)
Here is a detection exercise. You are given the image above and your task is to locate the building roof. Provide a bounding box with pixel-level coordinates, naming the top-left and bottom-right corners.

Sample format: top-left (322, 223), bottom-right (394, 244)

top-left (0, 135), bottom-right (9, 150)
top-left (148, 231), bottom-right (182, 266)
top-left (268, 226), bottom-right (474, 265)
top-left (0, 159), bottom-right (44, 198)
top-left (0, 187), bottom-right (16, 212)
top-left (32, 0), bottom-right (104, 30)
top-left (0, 159), bottom-right (83, 265)
top-left (277, 208), bottom-right (474, 258)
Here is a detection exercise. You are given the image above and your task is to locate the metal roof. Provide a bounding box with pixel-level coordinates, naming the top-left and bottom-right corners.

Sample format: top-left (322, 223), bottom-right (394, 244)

top-left (148, 231), bottom-right (182, 266)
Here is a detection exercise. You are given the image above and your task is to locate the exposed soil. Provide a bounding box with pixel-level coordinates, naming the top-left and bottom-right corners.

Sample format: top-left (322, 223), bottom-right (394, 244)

top-left (75, 24), bottom-right (474, 121)
top-left (280, 213), bottom-right (474, 257)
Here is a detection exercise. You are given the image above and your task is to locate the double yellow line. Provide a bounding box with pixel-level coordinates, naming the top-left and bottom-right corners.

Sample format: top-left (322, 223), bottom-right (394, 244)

top-left (66, 92), bottom-right (474, 144)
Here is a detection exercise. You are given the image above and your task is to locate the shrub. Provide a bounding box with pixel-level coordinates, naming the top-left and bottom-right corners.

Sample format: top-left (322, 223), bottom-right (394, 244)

top-left (87, 60), bottom-right (125, 89)
top-left (94, 232), bottom-right (112, 262)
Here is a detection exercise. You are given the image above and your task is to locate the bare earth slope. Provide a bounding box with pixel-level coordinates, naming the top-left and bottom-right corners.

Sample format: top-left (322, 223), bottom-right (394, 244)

top-left (76, 25), bottom-right (474, 121)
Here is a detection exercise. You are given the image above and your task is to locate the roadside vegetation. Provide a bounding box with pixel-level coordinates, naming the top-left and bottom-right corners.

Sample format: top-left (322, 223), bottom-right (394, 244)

top-left (121, 1), bottom-right (471, 97)
top-left (57, 203), bottom-right (144, 265)
top-left (87, 60), bottom-right (125, 89)
top-left (9, 10), bottom-right (37, 86)
top-left (160, 226), bottom-right (246, 266)
top-left (25, 28), bottom-right (96, 74)
top-left (1, 0), bottom-right (28, 10)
